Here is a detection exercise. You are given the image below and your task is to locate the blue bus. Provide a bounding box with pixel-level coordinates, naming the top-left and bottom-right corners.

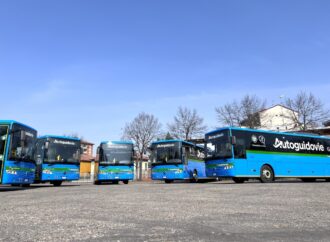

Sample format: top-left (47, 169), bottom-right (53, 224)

top-left (150, 140), bottom-right (207, 183)
top-left (95, 141), bottom-right (134, 185)
top-left (0, 120), bottom-right (37, 186)
top-left (34, 135), bottom-right (81, 186)
top-left (205, 127), bottom-right (330, 183)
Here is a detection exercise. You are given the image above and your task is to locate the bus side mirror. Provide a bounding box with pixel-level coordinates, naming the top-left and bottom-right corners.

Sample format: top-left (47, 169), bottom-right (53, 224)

top-left (231, 136), bottom-right (237, 145)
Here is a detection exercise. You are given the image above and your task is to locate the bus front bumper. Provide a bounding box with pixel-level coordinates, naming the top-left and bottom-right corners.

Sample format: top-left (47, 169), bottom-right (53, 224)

top-left (206, 162), bottom-right (235, 178)
top-left (97, 173), bottom-right (134, 181)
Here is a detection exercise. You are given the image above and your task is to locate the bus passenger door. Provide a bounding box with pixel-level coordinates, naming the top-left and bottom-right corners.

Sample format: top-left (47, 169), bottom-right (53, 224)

top-left (0, 125), bottom-right (9, 183)
top-left (233, 138), bottom-right (248, 175)
top-left (34, 140), bottom-right (44, 181)
top-left (182, 146), bottom-right (190, 177)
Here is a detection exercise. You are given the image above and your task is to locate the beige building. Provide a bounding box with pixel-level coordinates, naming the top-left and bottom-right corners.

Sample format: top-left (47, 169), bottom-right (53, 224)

top-left (80, 140), bottom-right (95, 178)
top-left (242, 104), bottom-right (299, 131)
top-left (134, 154), bottom-right (151, 181)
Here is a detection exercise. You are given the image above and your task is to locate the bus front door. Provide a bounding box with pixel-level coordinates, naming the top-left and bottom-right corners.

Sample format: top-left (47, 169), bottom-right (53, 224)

top-left (0, 125), bottom-right (9, 183)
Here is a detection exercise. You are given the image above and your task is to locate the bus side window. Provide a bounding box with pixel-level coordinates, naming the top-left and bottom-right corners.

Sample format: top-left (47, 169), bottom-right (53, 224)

top-left (234, 139), bottom-right (246, 159)
top-left (189, 147), bottom-right (195, 159)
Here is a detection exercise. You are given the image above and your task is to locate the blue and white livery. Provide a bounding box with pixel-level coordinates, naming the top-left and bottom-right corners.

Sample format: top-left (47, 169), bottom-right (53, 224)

top-left (205, 127), bottom-right (330, 183)
top-left (150, 140), bottom-right (207, 183)
top-left (34, 135), bottom-right (81, 186)
top-left (95, 141), bottom-right (134, 185)
top-left (0, 120), bottom-right (37, 186)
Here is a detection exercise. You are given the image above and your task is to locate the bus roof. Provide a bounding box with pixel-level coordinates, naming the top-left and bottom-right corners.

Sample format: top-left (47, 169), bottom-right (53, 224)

top-left (0, 120), bottom-right (36, 131)
top-left (101, 140), bottom-right (134, 145)
top-left (151, 139), bottom-right (198, 147)
top-left (38, 135), bottom-right (80, 141)
top-left (206, 127), bottom-right (330, 140)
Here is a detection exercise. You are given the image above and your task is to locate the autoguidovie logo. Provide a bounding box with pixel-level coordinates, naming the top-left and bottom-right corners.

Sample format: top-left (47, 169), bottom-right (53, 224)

top-left (273, 138), bottom-right (324, 152)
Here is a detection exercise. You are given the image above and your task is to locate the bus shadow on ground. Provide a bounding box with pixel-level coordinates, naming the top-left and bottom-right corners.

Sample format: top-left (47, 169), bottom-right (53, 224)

top-left (0, 184), bottom-right (80, 192)
top-left (152, 179), bottom-right (218, 185)
top-left (211, 178), bottom-right (330, 185)
top-left (94, 182), bottom-right (130, 185)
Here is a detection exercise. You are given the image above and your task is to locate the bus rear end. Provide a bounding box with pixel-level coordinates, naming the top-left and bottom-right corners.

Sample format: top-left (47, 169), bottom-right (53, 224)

top-left (0, 121), bottom-right (37, 186)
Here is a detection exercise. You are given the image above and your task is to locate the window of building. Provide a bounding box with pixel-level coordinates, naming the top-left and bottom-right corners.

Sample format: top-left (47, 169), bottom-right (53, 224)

top-left (81, 144), bottom-right (89, 154)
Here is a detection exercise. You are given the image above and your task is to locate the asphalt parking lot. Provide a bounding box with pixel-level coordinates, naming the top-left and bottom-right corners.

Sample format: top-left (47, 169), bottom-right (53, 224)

top-left (0, 180), bottom-right (330, 242)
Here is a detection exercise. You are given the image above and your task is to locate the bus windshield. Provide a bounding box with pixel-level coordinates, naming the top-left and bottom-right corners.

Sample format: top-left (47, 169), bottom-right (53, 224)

top-left (8, 124), bottom-right (37, 163)
top-left (100, 143), bottom-right (133, 165)
top-left (205, 130), bottom-right (232, 160)
top-left (152, 142), bottom-right (182, 164)
top-left (45, 139), bottom-right (80, 164)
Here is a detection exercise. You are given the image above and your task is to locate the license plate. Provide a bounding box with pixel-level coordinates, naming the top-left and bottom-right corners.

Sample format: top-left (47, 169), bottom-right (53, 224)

top-left (163, 176), bottom-right (167, 179)
top-left (115, 177), bottom-right (119, 179)
top-left (62, 177), bottom-right (67, 180)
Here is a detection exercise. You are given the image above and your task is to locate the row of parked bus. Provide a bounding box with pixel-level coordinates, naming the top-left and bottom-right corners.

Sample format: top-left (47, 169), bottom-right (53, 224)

top-left (1, 120), bottom-right (330, 187)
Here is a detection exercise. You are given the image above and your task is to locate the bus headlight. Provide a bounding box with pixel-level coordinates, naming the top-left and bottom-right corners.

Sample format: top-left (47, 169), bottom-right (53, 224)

top-left (6, 170), bottom-right (17, 175)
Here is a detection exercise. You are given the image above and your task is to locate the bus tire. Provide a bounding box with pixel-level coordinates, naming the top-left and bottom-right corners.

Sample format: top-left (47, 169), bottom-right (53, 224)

top-left (192, 170), bottom-right (198, 183)
top-left (164, 179), bottom-right (173, 184)
top-left (260, 165), bottom-right (274, 183)
top-left (301, 178), bottom-right (316, 182)
top-left (123, 180), bottom-right (129, 184)
top-left (232, 177), bottom-right (245, 183)
top-left (112, 180), bottom-right (119, 185)
top-left (52, 181), bottom-right (62, 187)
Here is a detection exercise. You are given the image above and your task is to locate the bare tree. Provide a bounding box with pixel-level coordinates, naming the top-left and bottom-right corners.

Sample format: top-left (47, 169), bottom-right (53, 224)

top-left (122, 112), bottom-right (162, 181)
top-left (215, 94), bottom-right (266, 128)
top-left (164, 132), bottom-right (174, 140)
top-left (167, 107), bottom-right (207, 140)
top-left (285, 91), bottom-right (329, 131)
top-left (215, 101), bottom-right (241, 127)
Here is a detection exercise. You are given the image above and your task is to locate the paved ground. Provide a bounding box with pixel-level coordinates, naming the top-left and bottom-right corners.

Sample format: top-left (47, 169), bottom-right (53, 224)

top-left (0, 180), bottom-right (330, 242)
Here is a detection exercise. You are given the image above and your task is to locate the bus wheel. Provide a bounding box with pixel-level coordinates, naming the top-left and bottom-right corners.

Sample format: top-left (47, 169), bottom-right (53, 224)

top-left (164, 179), bottom-right (173, 184)
top-left (301, 178), bottom-right (316, 182)
top-left (123, 180), bottom-right (129, 184)
top-left (260, 165), bottom-right (274, 183)
top-left (192, 170), bottom-right (198, 183)
top-left (52, 181), bottom-right (62, 187)
top-left (112, 180), bottom-right (119, 185)
top-left (232, 177), bottom-right (245, 183)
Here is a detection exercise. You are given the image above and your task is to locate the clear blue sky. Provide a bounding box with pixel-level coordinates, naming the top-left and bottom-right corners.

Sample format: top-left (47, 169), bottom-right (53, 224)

top-left (1, 0), bottom-right (330, 145)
